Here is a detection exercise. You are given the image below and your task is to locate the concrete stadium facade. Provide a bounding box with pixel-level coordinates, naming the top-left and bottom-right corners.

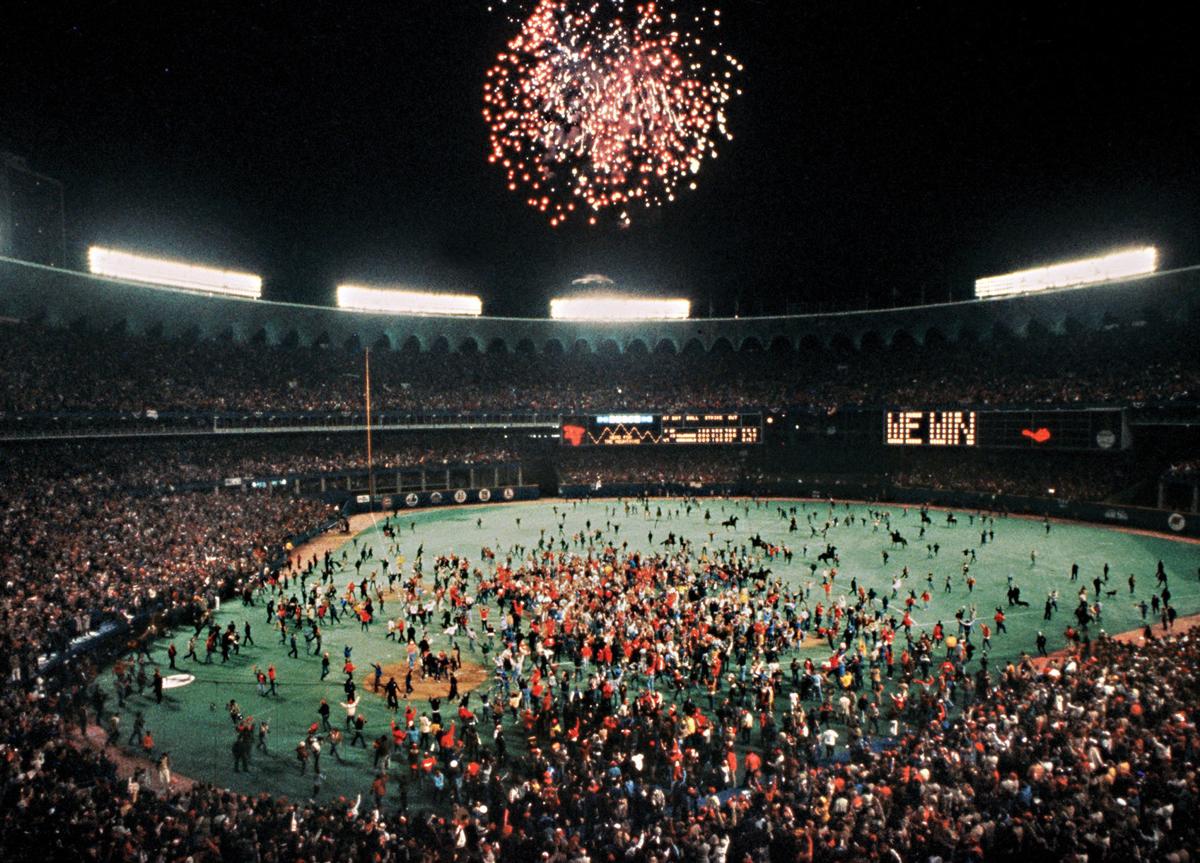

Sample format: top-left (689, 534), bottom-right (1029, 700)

top-left (2, 256), bottom-right (1197, 355)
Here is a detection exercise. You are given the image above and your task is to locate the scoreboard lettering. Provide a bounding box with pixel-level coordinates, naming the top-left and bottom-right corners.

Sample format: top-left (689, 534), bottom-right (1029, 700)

top-left (662, 413), bottom-right (759, 444)
top-left (885, 410), bottom-right (977, 446)
top-left (884, 408), bottom-right (1124, 450)
top-left (562, 413), bottom-right (762, 446)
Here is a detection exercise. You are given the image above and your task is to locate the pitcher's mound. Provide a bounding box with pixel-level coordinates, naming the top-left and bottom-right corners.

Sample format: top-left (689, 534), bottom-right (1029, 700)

top-left (360, 660), bottom-right (489, 705)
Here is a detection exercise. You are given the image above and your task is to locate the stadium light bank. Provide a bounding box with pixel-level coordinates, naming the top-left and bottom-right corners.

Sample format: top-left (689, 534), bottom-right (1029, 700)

top-left (549, 296), bottom-right (690, 321)
top-left (974, 246), bottom-right (1158, 299)
top-left (336, 284), bottom-right (483, 317)
top-left (87, 246), bottom-right (262, 299)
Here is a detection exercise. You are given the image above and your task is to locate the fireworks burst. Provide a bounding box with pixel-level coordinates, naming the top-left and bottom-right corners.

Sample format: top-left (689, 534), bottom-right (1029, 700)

top-left (483, 1), bottom-right (741, 227)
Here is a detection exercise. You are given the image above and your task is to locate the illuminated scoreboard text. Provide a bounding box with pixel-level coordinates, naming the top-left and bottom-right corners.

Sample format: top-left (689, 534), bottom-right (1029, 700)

top-left (662, 413), bottom-right (760, 444)
top-left (884, 408), bottom-right (1124, 450)
top-left (562, 413), bottom-right (762, 446)
top-left (886, 410), bottom-right (978, 446)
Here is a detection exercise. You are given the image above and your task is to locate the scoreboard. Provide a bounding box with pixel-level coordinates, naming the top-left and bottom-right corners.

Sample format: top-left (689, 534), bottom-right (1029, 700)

top-left (561, 412), bottom-right (762, 446)
top-left (884, 408), bottom-right (1125, 450)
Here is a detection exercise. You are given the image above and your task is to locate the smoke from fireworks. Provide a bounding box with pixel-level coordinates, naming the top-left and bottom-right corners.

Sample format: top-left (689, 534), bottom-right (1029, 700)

top-left (483, 1), bottom-right (741, 227)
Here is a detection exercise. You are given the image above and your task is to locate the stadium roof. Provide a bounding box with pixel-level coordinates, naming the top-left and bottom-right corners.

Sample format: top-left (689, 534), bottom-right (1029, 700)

top-left (2, 255), bottom-right (1197, 354)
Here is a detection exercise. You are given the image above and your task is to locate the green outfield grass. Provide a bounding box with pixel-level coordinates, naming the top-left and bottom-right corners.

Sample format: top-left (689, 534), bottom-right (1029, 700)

top-left (101, 497), bottom-right (1200, 806)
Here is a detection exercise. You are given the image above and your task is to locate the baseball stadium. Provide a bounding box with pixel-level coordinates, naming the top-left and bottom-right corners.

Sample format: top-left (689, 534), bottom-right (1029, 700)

top-left (2, 4), bottom-right (1200, 862)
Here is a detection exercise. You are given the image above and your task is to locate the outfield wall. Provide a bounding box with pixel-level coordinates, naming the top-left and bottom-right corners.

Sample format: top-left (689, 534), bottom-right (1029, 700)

top-left (337, 484), bottom-right (540, 513)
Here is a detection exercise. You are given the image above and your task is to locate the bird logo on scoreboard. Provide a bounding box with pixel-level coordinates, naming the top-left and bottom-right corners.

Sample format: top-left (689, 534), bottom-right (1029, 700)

top-left (561, 424), bottom-right (586, 447)
top-left (1021, 427), bottom-right (1051, 444)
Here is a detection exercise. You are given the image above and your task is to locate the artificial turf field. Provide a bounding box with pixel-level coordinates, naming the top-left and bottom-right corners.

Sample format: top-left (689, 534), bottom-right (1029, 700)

top-left (104, 497), bottom-right (1200, 805)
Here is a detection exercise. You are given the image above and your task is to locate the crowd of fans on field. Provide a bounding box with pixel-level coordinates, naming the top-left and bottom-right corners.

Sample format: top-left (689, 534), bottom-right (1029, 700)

top-left (1, 468), bottom-right (1197, 860)
top-left (2, 320), bottom-right (1198, 417)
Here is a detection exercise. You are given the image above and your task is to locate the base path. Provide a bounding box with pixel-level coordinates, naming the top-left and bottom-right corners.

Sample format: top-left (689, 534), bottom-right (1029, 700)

top-left (285, 512), bottom-right (382, 570)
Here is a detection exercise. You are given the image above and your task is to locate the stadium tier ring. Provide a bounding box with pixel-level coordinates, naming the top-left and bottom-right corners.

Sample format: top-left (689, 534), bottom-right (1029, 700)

top-left (1168, 512), bottom-right (1186, 532)
top-left (478, 488), bottom-right (491, 502)
top-left (503, 487), bottom-right (515, 500)
top-left (454, 489), bottom-right (468, 503)
top-left (405, 493), bottom-right (419, 507)
top-left (430, 491), bottom-right (443, 504)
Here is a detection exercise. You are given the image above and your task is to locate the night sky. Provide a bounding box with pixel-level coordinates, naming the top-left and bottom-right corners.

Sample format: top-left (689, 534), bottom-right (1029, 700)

top-left (2, 1), bottom-right (1197, 316)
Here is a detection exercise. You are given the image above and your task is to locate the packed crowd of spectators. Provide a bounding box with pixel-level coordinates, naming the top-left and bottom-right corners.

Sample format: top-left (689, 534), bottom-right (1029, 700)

top-left (0, 310), bottom-right (1196, 859)
top-left (0, 429), bottom-right (1160, 515)
top-left (557, 449), bottom-right (746, 487)
top-left (0, 435), bottom-right (524, 493)
top-left (551, 447), bottom-right (1148, 504)
top-left (2, 319), bottom-right (1197, 417)
top-left (1, 466), bottom-right (1197, 860)
top-left (0, 449), bottom-right (339, 858)
top-left (889, 451), bottom-right (1143, 502)
top-left (0, 456), bottom-right (336, 683)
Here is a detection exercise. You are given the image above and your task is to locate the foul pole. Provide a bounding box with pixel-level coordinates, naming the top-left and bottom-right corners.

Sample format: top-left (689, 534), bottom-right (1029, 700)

top-left (365, 348), bottom-right (375, 501)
